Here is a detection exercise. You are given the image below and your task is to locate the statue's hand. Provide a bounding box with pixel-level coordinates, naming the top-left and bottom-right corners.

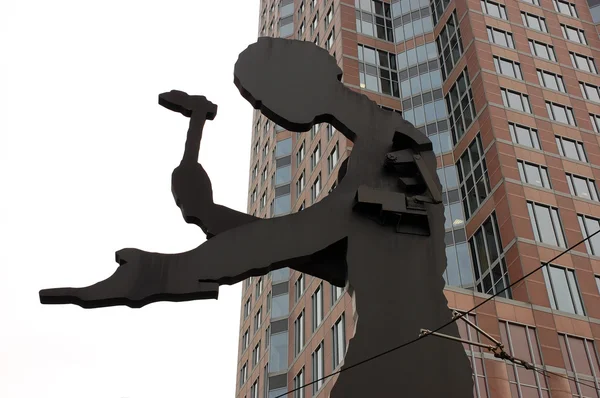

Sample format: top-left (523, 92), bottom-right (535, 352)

top-left (39, 248), bottom-right (219, 309)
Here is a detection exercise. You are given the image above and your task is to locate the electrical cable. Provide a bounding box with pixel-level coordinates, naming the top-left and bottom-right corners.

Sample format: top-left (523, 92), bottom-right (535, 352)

top-left (275, 229), bottom-right (600, 398)
top-left (530, 365), bottom-right (599, 391)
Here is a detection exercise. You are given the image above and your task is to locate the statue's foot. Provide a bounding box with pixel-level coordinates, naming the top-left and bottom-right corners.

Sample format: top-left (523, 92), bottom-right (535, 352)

top-left (158, 90), bottom-right (218, 120)
top-left (39, 248), bottom-right (219, 309)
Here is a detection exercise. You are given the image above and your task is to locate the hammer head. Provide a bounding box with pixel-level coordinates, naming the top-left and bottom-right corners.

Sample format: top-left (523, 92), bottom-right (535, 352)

top-left (158, 90), bottom-right (218, 120)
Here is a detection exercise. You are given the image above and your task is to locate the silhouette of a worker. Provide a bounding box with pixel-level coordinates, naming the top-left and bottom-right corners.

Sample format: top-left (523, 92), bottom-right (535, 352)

top-left (40, 38), bottom-right (473, 397)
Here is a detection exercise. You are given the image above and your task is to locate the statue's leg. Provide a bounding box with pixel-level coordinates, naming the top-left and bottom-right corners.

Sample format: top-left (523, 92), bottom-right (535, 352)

top-left (39, 202), bottom-right (348, 309)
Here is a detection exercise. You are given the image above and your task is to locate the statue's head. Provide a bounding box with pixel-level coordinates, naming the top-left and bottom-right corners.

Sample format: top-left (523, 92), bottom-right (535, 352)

top-left (234, 37), bottom-right (342, 132)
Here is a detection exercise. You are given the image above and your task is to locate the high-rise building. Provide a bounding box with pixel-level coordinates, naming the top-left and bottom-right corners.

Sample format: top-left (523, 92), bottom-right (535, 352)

top-left (236, 0), bottom-right (600, 397)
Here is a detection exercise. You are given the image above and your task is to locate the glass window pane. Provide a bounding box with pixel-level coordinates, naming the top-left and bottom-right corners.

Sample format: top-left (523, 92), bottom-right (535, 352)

top-left (549, 266), bottom-right (575, 313)
top-left (534, 205), bottom-right (559, 246)
top-left (274, 194), bottom-right (291, 215)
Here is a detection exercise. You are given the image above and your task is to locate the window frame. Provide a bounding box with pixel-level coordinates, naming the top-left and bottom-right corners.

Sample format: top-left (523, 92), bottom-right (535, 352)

top-left (517, 160), bottom-right (551, 188)
top-left (521, 11), bottom-right (547, 32)
top-left (546, 102), bottom-right (576, 126)
top-left (542, 264), bottom-right (585, 315)
top-left (501, 88), bottom-right (532, 113)
top-left (509, 122), bottom-right (541, 149)
top-left (487, 26), bottom-right (515, 49)
top-left (493, 56), bottom-right (523, 80)
top-left (527, 201), bottom-right (567, 248)
top-left (537, 69), bottom-right (566, 93)
top-left (566, 174), bottom-right (599, 202)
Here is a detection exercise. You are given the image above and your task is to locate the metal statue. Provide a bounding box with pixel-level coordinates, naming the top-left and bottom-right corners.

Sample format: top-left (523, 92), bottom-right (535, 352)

top-left (40, 38), bottom-right (472, 397)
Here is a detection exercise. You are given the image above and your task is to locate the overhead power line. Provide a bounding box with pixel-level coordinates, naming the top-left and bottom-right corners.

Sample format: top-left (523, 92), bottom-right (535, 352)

top-left (275, 228), bottom-right (600, 398)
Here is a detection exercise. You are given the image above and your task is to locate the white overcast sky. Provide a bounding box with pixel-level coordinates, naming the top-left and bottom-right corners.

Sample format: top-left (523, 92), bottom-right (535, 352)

top-left (0, 1), bottom-right (260, 397)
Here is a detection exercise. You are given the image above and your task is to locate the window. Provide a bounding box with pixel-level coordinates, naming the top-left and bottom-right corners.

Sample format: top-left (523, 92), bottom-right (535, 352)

top-left (240, 362), bottom-right (248, 387)
top-left (293, 368), bottom-right (304, 398)
top-left (252, 342), bottom-right (261, 367)
top-left (493, 56), bottom-right (522, 79)
top-left (537, 69), bottom-right (565, 93)
top-left (355, 0), bottom-right (394, 42)
top-left (501, 88), bottom-right (531, 113)
top-left (529, 40), bottom-right (556, 62)
top-left (570, 52), bottom-right (597, 74)
top-left (561, 24), bottom-right (587, 45)
top-left (275, 137), bottom-right (292, 157)
top-left (252, 164), bottom-right (259, 180)
top-left (326, 28), bottom-right (334, 51)
top-left (294, 310), bottom-right (305, 356)
top-left (527, 202), bottom-right (566, 247)
top-left (251, 378), bottom-right (259, 398)
top-left (481, 0), bottom-right (507, 19)
top-left (446, 69), bottom-right (476, 143)
top-left (499, 322), bottom-right (549, 396)
top-left (313, 33), bottom-right (319, 46)
top-left (567, 174), bottom-right (598, 201)
top-left (357, 45), bottom-right (400, 97)
top-left (269, 331), bottom-right (288, 373)
top-left (260, 193), bottom-right (267, 209)
top-left (254, 307), bottom-right (263, 331)
top-left (295, 273), bottom-right (305, 301)
top-left (456, 135), bottom-right (490, 219)
top-left (242, 328), bottom-right (250, 351)
top-left (312, 342), bottom-right (324, 394)
top-left (555, 136), bottom-right (587, 162)
top-left (509, 123), bottom-right (541, 149)
top-left (332, 314), bottom-right (346, 369)
top-left (580, 82), bottom-right (600, 103)
top-left (517, 160), bottom-right (551, 188)
top-left (310, 124), bottom-right (318, 139)
top-left (432, 0), bottom-right (453, 24)
top-left (559, 334), bottom-right (600, 396)
top-left (487, 27), bottom-right (515, 48)
top-left (251, 189), bottom-right (257, 204)
top-left (265, 325), bottom-right (270, 348)
top-left (261, 167), bottom-right (268, 183)
top-left (256, 277), bottom-right (263, 298)
top-left (310, 13), bottom-right (318, 35)
top-left (272, 291), bottom-right (289, 318)
top-left (436, 11), bottom-right (463, 80)
top-left (328, 142), bottom-right (339, 174)
top-left (542, 265), bottom-right (585, 315)
top-left (298, 20), bottom-right (305, 38)
top-left (469, 213), bottom-right (511, 297)
top-left (296, 171), bottom-right (305, 197)
top-left (311, 142), bottom-right (321, 170)
top-left (521, 12), bottom-right (547, 32)
top-left (332, 284), bottom-right (344, 303)
top-left (326, 124), bottom-right (335, 140)
top-left (325, 6), bottom-right (333, 28)
top-left (455, 313), bottom-right (490, 397)
top-left (266, 291), bottom-right (272, 313)
top-left (578, 214), bottom-right (600, 256)
top-left (553, 0), bottom-right (578, 17)
top-left (244, 297), bottom-right (252, 319)
top-left (311, 173), bottom-right (321, 203)
top-left (297, 142), bottom-right (305, 166)
top-left (546, 102), bottom-right (576, 126)
top-left (312, 283), bottom-right (323, 331)
top-left (590, 113), bottom-right (600, 133)
top-left (522, 0), bottom-right (540, 5)
top-left (310, 0), bottom-right (316, 11)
